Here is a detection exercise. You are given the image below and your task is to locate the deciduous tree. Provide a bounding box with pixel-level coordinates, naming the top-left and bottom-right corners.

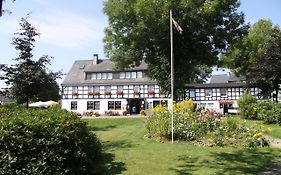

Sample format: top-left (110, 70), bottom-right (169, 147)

top-left (0, 17), bottom-right (62, 107)
top-left (103, 0), bottom-right (248, 95)
top-left (247, 28), bottom-right (281, 102)
top-left (220, 19), bottom-right (274, 77)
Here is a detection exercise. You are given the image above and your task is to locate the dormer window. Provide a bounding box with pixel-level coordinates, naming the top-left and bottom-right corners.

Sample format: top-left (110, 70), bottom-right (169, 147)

top-left (119, 71), bottom-right (143, 79)
top-left (137, 71), bottom-right (143, 78)
top-left (86, 72), bottom-right (113, 80)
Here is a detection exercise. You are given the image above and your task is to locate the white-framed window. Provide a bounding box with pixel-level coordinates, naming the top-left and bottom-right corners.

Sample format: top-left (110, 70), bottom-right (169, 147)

top-left (72, 86), bottom-right (78, 93)
top-left (71, 101), bottom-right (77, 110)
top-left (134, 85), bottom-right (140, 91)
top-left (97, 73), bottom-right (101, 79)
top-left (205, 89), bottom-right (212, 97)
top-left (131, 72), bottom-right (137, 78)
top-left (189, 89), bottom-right (195, 98)
top-left (102, 73), bottom-right (107, 79)
top-left (137, 71), bottom-right (143, 78)
top-left (220, 88), bottom-right (227, 97)
top-left (87, 101), bottom-right (100, 110)
top-left (117, 85), bottom-right (123, 91)
top-left (125, 72), bottom-right (130, 78)
top-left (105, 85), bottom-right (111, 91)
top-left (148, 85), bottom-right (154, 91)
top-left (120, 72), bottom-right (125, 79)
top-left (108, 101), bottom-right (121, 110)
top-left (94, 86), bottom-right (100, 92)
top-left (107, 73), bottom-right (112, 79)
top-left (91, 73), bottom-right (97, 80)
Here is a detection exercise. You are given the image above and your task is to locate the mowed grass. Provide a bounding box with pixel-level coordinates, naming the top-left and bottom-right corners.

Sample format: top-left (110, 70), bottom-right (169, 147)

top-left (241, 118), bottom-right (281, 139)
top-left (87, 118), bottom-right (281, 175)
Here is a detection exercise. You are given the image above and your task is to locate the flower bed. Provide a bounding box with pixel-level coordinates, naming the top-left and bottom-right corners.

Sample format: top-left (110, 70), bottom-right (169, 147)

top-left (145, 99), bottom-right (269, 147)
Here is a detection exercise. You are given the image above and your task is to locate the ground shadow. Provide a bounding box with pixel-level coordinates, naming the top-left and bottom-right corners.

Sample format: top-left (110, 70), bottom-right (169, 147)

top-left (208, 149), bottom-right (277, 175)
top-left (169, 156), bottom-right (199, 175)
top-left (88, 125), bottom-right (117, 132)
top-left (103, 140), bottom-right (136, 150)
top-left (172, 148), bottom-right (280, 175)
top-left (95, 152), bottom-right (126, 175)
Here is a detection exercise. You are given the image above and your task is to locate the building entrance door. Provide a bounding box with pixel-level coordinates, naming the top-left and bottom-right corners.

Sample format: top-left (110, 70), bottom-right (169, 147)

top-left (128, 99), bottom-right (143, 114)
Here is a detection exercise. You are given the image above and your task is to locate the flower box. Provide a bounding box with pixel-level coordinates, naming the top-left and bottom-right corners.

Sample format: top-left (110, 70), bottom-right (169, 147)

top-left (104, 91), bottom-right (111, 95)
top-left (148, 90), bottom-right (155, 95)
top-left (72, 92), bottom-right (78, 96)
top-left (133, 90), bottom-right (140, 95)
top-left (88, 91), bottom-right (100, 95)
top-left (116, 90), bottom-right (123, 95)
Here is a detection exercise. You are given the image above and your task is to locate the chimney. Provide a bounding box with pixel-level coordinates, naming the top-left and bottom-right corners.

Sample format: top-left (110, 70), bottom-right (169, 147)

top-left (93, 54), bottom-right (98, 64)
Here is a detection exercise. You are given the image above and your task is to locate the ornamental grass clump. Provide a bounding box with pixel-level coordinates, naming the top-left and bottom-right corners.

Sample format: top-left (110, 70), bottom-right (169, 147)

top-left (146, 99), bottom-right (269, 147)
top-left (0, 104), bottom-right (103, 175)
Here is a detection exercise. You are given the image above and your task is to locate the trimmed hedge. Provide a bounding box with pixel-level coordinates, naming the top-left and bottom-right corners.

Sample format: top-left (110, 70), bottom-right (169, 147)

top-left (0, 104), bottom-right (102, 175)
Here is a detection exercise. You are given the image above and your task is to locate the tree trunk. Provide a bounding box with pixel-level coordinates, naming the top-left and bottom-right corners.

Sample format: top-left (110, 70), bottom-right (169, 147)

top-left (275, 87), bottom-right (279, 103)
top-left (26, 96), bottom-right (29, 108)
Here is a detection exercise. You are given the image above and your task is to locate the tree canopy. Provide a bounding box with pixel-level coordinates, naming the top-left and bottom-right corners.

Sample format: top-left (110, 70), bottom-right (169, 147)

top-left (221, 19), bottom-right (281, 101)
top-left (0, 17), bottom-right (61, 106)
top-left (220, 19), bottom-right (274, 77)
top-left (247, 28), bottom-right (281, 101)
top-left (103, 0), bottom-right (248, 94)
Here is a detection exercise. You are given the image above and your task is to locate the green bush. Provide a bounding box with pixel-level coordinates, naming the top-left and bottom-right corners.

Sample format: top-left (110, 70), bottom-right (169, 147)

top-left (256, 100), bottom-right (281, 125)
top-left (237, 93), bottom-right (258, 119)
top-left (0, 105), bottom-right (102, 175)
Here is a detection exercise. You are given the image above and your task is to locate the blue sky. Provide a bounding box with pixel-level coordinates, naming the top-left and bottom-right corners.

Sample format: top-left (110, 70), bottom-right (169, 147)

top-left (1, 0), bottom-right (281, 88)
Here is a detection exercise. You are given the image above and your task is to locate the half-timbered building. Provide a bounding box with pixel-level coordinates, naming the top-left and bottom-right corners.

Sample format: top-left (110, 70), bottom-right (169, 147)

top-left (184, 74), bottom-right (261, 114)
top-left (61, 54), bottom-right (170, 115)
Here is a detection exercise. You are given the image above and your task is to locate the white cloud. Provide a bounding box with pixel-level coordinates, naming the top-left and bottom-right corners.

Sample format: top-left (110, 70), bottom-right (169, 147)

top-left (31, 10), bottom-right (107, 49)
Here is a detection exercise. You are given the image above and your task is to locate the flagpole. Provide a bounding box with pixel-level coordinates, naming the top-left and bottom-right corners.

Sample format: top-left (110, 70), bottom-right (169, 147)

top-left (170, 10), bottom-right (174, 144)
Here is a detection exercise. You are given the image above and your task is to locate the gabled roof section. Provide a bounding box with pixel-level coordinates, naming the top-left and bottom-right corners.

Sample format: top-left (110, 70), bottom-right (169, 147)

top-left (62, 59), bottom-right (151, 86)
top-left (210, 74), bottom-right (229, 83)
top-left (84, 59), bottom-right (147, 72)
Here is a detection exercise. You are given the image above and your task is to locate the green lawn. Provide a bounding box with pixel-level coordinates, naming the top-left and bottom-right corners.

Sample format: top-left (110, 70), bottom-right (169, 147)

top-left (87, 118), bottom-right (281, 175)
top-left (242, 119), bottom-right (281, 139)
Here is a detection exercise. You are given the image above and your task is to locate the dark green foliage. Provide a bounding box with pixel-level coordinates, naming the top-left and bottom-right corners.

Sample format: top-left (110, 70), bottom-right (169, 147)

top-left (237, 93), bottom-right (258, 119)
top-left (0, 105), bottom-right (102, 175)
top-left (256, 100), bottom-right (281, 125)
top-left (247, 28), bottom-right (281, 101)
top-left (103, 0), bottom-right (248, 93)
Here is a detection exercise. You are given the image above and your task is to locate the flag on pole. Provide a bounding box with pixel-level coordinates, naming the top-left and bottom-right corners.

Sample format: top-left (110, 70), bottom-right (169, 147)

top-left (172, 18), bottom-right (183, 34)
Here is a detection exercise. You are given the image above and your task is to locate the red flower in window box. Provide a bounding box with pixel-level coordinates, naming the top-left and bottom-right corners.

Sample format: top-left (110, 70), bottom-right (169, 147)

top-left (72, 92), bottom-right (78, 96)
top-left (116, 90), bottom-right (123, 95)
top-left (88, 91), bottom-right (99, 95)
top-left (104, 91), bottom-right (111, 95)
top-left (148, 90), bottom-right (155, 95)
top-left (133, 90), bottom-right (140, 94)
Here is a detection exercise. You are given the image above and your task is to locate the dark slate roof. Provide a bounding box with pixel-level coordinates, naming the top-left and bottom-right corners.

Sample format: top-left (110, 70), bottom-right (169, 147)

top-left (185, 82), bottom-right (246, 88)
top-left (62, 59), bottom-right (154, 86)
top-left (209, 74), bottom-right (243, 83)
top-left (209, 74), bottom-right (229, 83)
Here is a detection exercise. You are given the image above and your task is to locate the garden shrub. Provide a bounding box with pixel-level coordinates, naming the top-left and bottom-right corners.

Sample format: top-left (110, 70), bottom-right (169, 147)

top-left (146, 99), bottom-right (268, 147)
top-left (256, 100), bottom-right (281, 125)
top-left (237, 93), bottom-right (258, 119)
top-left (145, 105), bottom-right (171, 139)
top-left (0, 105), bottom-right (102, 175)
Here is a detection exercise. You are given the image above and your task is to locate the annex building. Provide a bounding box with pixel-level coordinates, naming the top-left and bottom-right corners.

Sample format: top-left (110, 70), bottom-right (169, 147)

top-left (61, 54), bottom-right (170, 115)
top-left (184, 74), bottom-right (261, 114)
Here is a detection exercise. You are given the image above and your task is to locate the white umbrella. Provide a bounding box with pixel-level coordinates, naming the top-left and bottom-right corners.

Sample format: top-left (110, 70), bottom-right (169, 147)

top-left (45, 100), bottom-right (59, 106)
top-left (28, 101), bottom-right (49, 108)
